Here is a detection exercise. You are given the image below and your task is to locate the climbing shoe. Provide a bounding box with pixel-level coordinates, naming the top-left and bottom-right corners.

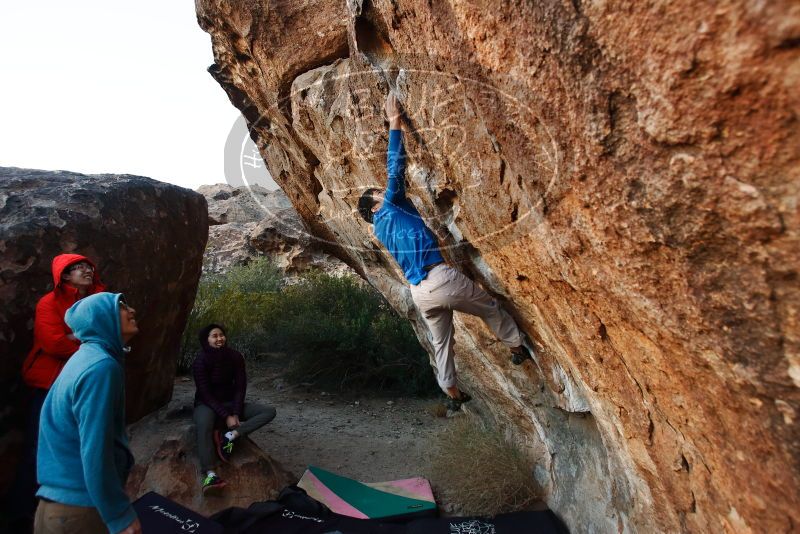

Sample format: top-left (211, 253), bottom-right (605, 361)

top-left (214, 430), bottom-right (234, 463)
top-left (511, 344), bottom-right (534, 365)
top-left (202, 473), bottom-right (227, 495)
top-left (446, 392), bottom-right (472, 412)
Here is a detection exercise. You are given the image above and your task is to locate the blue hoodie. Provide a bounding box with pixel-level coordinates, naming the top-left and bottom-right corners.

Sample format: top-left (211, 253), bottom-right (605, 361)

top-left (374, 129), bottom-right (444, 285)
top-left (37, 292), bottom-right (137, 533)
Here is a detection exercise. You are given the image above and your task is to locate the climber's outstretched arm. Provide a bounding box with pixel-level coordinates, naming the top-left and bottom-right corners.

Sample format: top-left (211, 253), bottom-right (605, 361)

top-left (385, 93), bottom-right (406, 204)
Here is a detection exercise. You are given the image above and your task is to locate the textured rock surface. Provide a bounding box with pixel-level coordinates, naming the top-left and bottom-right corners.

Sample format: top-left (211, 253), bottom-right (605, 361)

top-left (197, 1), bottom-right (800, 532)
top-left (199, 183), bottom-right (291, 225)
top-left (0, 167), bottom-right (208, 491)
top-left (126, 398), bottom-right (294, 516)
top-left (199, 184), bottom-right (351, 276)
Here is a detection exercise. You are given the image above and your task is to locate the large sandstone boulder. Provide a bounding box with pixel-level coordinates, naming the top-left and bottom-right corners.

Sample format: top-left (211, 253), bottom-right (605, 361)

top-left (196, 1), bottom-right (799, 532)
top-left (0, 168), bottom-right (208, 492)
top-left (199, 184), bottom-right (351, 276)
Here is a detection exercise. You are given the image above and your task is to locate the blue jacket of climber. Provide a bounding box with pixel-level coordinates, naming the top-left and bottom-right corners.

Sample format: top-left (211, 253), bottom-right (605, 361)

top-left (356, 92), bottom-right (535, 410)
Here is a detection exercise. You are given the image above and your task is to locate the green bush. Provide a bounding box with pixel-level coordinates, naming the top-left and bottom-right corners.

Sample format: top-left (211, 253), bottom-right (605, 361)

top-left (277, 273), bottom-right (436, 395)
top-left (178, 258), bottom-right (284, 371)
top-left (179, 260), bottom-right (436, 396)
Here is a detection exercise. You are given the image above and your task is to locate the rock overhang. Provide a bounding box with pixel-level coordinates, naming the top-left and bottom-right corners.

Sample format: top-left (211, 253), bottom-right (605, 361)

top-left (196, 1), bottom-right (800, 531)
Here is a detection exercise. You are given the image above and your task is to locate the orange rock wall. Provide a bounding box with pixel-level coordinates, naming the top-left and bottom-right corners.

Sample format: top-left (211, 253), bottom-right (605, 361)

top-left (197, 1), bottom-right (800, 531)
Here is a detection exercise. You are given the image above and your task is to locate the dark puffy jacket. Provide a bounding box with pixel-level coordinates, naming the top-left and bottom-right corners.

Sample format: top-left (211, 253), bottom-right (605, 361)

top-left (193, 324), bottom-right (247, 418)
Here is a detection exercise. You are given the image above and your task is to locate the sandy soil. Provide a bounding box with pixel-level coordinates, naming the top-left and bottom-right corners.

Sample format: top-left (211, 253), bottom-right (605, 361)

top-left (170, 355), bottom-right (454, 489)
top-left (129, 354), bottom-right (554, 519)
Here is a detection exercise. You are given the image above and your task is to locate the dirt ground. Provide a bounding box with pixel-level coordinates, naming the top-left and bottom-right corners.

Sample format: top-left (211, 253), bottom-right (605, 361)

top-left (129, 353), bottom-right (556, 520)
top-left (170, 355), bottom-right (456, 498)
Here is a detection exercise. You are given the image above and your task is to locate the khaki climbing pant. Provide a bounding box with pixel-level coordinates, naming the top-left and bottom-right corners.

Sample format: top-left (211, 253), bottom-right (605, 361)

top-left (410, 264), bottom-right (525, 392)
top-left (34, 499), bottom-right (106, 534)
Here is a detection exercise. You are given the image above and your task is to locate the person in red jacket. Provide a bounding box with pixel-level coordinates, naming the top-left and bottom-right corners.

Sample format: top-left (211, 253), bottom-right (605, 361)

top-left (4, 254), bottom-right (105, 533)
top-left (21, 254), bottom-right (106, 389)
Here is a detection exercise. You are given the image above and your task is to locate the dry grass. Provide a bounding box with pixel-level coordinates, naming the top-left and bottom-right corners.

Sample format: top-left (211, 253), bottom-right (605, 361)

top-left (426, 401), bottom-right (449, 418)
top-left (429, 417), bottom-right (541, 516)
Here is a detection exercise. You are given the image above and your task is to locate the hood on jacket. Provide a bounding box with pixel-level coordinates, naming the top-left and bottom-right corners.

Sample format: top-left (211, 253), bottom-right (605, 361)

top-left (65, 292), bottom-right (125, 358)
top-left (198, 323), bottom-right (227, 351)
top-left (52, 253), bottom-right (103, 290)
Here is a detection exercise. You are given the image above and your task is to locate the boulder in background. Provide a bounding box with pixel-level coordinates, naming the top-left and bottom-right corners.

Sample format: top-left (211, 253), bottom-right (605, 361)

top-left (199, 184), bottom-right (351, 277)
top-left (0, 167), bottom-right (208, 493)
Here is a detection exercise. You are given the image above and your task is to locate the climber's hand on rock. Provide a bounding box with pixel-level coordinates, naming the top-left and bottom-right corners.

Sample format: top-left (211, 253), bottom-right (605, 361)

top-left (385, 92), bottom-right (401, 128)
top-left (226, 414), bottom-right (240, 429)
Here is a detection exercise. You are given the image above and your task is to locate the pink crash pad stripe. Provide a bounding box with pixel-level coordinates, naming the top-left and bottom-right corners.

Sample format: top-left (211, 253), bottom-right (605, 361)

top-left (303, 470), bottom-right (369, 519)
top-left (366, 477), bottom-right (434, 501)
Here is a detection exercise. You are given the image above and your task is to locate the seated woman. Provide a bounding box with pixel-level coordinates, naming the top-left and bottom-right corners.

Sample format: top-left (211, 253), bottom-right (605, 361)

top-left (192, 323), bottom-right (276, 494)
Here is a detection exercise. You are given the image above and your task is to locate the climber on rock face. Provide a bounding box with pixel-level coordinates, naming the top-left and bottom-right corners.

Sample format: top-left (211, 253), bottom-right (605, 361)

top-left (357, 92), bottom-right (534, 411)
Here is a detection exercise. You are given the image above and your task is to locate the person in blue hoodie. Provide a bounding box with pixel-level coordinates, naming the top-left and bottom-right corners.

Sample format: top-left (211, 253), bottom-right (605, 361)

top-left (34, 292), bottom-right (141, 534)
top-left (357, 93), bottom-right (535, 411)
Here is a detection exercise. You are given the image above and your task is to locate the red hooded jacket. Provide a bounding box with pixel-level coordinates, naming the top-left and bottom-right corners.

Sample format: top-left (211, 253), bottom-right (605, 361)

top-left (21, 254), bottom-right (106, 390)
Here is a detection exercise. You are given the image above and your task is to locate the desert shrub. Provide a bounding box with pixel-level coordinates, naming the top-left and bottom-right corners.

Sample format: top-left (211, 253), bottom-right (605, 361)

top-left (178, 258), bottom-right (284, 371)
top-left (429, 417), bottom-right (541, 515)
top-left (275, 273), bottom-right (436, 395)
top-left (178, 261), bottom-right (436, 396)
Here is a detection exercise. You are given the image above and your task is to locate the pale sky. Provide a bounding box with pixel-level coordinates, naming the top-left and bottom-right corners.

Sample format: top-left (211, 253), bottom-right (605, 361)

top-left (0, 1), bottom-right (275, 190)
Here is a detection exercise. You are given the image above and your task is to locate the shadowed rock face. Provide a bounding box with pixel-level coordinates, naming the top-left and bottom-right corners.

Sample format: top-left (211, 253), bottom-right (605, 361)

top-left (196, 1), bottom-right (799, 531)
top-left (0, 168), bottom-right (208, 432)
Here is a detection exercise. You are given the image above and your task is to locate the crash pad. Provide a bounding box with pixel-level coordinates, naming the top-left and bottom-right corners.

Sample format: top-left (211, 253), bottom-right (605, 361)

top-left (296, 465), bottom-right (437, 520)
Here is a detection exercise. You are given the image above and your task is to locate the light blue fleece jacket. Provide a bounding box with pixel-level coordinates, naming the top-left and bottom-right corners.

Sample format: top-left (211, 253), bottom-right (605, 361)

top-left (37, 292), bottom-right (137, 533)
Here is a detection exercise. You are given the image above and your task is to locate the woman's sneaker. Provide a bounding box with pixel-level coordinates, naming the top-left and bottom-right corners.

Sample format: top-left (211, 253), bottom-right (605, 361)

top-left (202, 473), bottom-right (227, 495)
top-left (214, 430), bottom-right (234, 462)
